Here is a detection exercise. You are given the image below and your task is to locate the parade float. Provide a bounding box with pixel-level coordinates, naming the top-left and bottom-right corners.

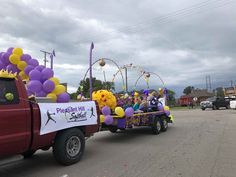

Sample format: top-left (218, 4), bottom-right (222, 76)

top-left (92, 88), bottom-right (174, 134)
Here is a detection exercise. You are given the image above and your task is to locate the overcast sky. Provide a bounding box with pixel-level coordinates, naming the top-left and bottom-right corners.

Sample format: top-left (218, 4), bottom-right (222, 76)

top-left (0, 0), bottom-right (235, 96)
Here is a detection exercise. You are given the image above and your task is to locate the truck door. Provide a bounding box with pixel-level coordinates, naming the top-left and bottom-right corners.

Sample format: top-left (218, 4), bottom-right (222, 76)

top-left (0, 78), bottom-right (30, 156)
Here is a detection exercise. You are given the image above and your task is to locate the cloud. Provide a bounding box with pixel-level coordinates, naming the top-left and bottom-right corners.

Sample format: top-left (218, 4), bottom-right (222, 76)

top-left (0, 0), bottom-right (236, 96)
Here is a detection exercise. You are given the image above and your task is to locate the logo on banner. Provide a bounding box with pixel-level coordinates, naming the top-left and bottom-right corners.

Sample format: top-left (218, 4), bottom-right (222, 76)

top-left (51, 106), bottom-right (95, 124)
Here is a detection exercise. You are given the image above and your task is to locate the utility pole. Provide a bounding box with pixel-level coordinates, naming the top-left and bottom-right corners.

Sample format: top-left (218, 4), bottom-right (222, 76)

top-left (206, 75), bottom-right (212, 91)
top-left (40, 50), bottom-right (55, 69)
top-left (124, 67), bottom-right (128, 92)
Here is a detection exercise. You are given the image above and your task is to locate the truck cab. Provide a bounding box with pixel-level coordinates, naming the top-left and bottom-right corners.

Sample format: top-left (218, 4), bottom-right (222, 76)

top-left (0, 73), bottom-right (99, 165)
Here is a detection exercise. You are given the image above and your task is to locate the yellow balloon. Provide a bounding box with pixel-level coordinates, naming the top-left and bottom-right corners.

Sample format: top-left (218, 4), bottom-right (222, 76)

top-left (115, 106), bottom-right (125, 117)
top-left (9, 54), bottom-right (20, 64)
top-left (17, 61), bottom-right (27, 71)
top-left (52, 85), bottom-right (66, 95)
top-left (13, 48), bottom-right (23, 56)
top-left (134, 92), bottom-right (139, 97)
top-left (49, 77), bottom-right (60, 85)
top-left (19, 71), bottom-right (28, 80)
top-left (100, 115), bottom-right (105, 123)
top-left (164, 106), bottom-right (170, 111)
top-left (47, 93), bottom-right (57, 102)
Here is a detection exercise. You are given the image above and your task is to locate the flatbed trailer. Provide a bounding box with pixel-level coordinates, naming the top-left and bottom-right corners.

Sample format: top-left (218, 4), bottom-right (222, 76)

top-left (101, 110), bottom-right (172, 134)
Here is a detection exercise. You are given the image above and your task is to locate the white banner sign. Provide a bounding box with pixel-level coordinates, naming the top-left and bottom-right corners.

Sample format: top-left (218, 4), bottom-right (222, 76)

top-left (38, 101), bottom-right (98, 135)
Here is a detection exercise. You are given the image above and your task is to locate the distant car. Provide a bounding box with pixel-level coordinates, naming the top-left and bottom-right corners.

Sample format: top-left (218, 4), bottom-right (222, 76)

top-left (230, 100), bottom-right (236, 109)
top-left (200, 97), bottom-right (230, 110)
top-left (200, 97), bottom-right (214, 110)
top-left (212, 97), bottom-right (230, 110)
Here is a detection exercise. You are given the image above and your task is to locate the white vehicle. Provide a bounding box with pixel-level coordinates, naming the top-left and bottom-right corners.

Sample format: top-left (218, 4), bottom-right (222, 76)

top-left (230, 100), bottom-right (236, 109)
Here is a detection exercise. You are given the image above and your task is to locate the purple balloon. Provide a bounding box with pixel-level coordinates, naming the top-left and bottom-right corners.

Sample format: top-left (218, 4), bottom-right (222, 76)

top-left (28, 59), bottom-right (39, 67)
top-left (7, 47), bottom-right (14, 53)
top-left (43, 80), bottom-right (55, 93)
top-left (165, 110), bottom-right (170, 117)
top-left (41, 68), bottom-right (54, 80)
top-left (6, 64), bottom-right (18, 73)
top-left (24, 65), bottom-right (35, 75)
top-left (0, 52), bottom-right (4, 60)
top-left (27, 80), bottom-right (42, 93)
top-left (21, 54), bottom-right (31, 63)
top-left (125, 107), bottom-right (134, 117)
top-left (36, 90), bottom-right (47, 97)
top-left (101, 106), bottom-right (111, 115)
top-left (143, 90), bottom-right (149, 96)
top-left (57, 92), bottom-right (70, 103)
top-left (35, 65), bottom-right (45, 72)
top-left (0, 61), bottom-right (6, 70)
top-left (104, 115), bottom-right (114, 125)
top-left (2, 52), bottom-right (11, 65)
top-left (29, 69), bottom-right (41, 81)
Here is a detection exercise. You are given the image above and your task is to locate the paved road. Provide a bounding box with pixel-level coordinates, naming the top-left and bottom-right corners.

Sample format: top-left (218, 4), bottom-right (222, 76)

top-left (1, 109), bottom-right (236, 177)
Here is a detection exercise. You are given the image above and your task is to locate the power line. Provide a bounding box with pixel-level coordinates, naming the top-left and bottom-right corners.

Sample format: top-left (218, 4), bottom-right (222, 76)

top-left (82, 0), bottom-right (234, 44)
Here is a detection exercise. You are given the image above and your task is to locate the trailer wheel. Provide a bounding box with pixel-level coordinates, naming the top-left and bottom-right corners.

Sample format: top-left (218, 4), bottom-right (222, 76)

top-left (108, 126), bottom-right (118, 133)
top-left (160, 117), bottom-right (168, 132)
top-left (53, 128), bottom-right (85, 165)
top-left (152, 117), bottom-right (161, 135)
top-left (22, 150), bottom-right (36, 158)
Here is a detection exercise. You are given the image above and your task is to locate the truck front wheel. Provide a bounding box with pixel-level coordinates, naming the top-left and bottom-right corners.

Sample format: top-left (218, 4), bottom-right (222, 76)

top-left (53, 128), bottom-right (85, 165)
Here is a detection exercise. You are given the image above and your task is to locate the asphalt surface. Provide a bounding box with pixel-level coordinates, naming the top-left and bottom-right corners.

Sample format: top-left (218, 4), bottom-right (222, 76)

top-left (0, 109), bottom-right (236, 177)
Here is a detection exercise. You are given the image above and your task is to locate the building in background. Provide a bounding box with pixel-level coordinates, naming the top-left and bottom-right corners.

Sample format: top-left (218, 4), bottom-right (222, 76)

top-left (179, 89), bottom-right (214, 106)
top-left (224, 86), bottom-right (236, 98)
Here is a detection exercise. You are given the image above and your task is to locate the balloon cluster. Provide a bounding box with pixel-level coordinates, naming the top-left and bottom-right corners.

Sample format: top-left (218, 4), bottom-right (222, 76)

top-left (101, 106), bottom-right (113, 125)
top-left (92, 90), bottom-right (117, 110)
top-left (0, 47), bottom-right (70, 103)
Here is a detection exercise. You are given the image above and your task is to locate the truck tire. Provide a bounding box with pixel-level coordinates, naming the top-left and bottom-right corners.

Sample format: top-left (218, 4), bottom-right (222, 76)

top-left (213, 105), bottom-right (216, 110)
top-left (152, 116), bottom-right (161, 135)
top-left (108, 126), bottom-right (118, 133)
top-left (160, 116), bottom-right (168, 132)
top-left (53, 128), bottom-right (85, 166)
top-left (201, 108), bottom-right (205, 111)
top-left (22, 150), bottom-right (36, 158)
top-left (226, 105), bottom-right (230, 109)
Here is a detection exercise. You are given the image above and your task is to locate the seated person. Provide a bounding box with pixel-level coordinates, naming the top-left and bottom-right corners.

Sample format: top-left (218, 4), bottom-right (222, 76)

top-left (133, 97), bottom-right (141, 111)
top-left (123, 97), bottom-right (133, 110)
top-left (138, 100), bottom-right (148, 112)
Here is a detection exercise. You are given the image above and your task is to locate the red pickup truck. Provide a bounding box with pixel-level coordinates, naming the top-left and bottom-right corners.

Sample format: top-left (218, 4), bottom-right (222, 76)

top-left (0, 75), bottom-right (99, 165)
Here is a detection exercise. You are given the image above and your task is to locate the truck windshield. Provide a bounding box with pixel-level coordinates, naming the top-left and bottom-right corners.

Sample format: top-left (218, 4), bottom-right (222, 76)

top-left (0, 78), bottom-right (19, 105)
top-left (206, 97), bottom-right (215, 102)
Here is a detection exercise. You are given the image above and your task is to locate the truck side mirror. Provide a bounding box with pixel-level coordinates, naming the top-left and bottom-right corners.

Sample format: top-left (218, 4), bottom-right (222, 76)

top-left (5, 92), bottom-right (14, 102)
